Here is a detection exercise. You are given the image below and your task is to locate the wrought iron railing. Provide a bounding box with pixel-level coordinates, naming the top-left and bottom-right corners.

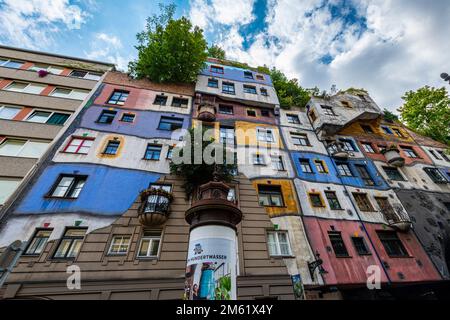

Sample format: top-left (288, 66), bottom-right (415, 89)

top-left (142, 195), bottom-right (171, 215)
top-left (380, 204), bottom-right (411, 225)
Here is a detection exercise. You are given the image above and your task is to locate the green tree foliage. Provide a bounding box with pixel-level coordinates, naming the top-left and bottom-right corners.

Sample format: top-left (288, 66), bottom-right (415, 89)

top-left (128, 3), bottom-right (208, 83)
top-left (207, 45), bottom-right (226, 60)
top-left (269, 67), bottom-right (311, 109)
top-left (398, 86), bottom-right (450, 145)
top-left (382, 108), bottom-right (399, 123)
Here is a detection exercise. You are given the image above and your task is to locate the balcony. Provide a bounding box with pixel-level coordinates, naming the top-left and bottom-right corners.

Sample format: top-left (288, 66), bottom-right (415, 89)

top-left (327, 141), bottom-right (349, 159)
top-left (382, 147), bottom-right (405, 167)
top-left (138, 188), bottom-right (173, 226)
top-left (197, 103), bottom-right (216, 122)
top-left (380, 205), bottom-right (412, 232)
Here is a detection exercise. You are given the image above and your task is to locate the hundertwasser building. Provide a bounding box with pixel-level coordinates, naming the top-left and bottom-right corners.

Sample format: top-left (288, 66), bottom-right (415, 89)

top-left (0, 53), bottom-right (449, 300)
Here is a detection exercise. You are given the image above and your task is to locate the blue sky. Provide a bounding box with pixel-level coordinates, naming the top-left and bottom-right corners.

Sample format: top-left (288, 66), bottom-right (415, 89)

top-left (0, 0), bottom-right (449, 110)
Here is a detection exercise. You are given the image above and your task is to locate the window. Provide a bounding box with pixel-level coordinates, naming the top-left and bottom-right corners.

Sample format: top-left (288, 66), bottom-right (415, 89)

top-left (0, 178), bottom-right (21, 204)
top-left (138, 230), bottom-right (162, 258)
top-left (438, 151), bottom-right (450, 162)
top-left (309, 193), bottom-right (325, 207)
top-left (377, 231), bottom-right (408, 257)
top-left (286, 114), bottom-right (300, 124)
top-left (28, 64), bottom-right (64, 75)
top-left (256, 74), bottom-right (265, 81)
top-left (103, 140), bottom-right (120, 155)
top-left (108, 90), bottom-right (129, 105)
top-left (120, 113), bottom-right (135, 123)
top-left (0, 139), bottom-right (49, 158)
top-left (260, 88), bottom-right (268, 96)
top-left (0, 58), bottom-right (24, 69)
top-left (291, 133), bottom-right (310, 146)
top-left (0, 105), bottom-right (21, 120)
top-left (244, 71), bottom-right (253, 79)
top-left (207, 78), bottom-right (219, 88)
top-left (392, 128), bottom-right (405, 138)
top-left (352, 237), bottom-right (370, 255)
top-left (267, 231), bottom-right (291, 256)
top-left (328, 232), bottom-right (349, 257)
top-left (429, 150), bottom-right (441, 160)
top-left (172, 97), bottom-right (189, 108)
top-left (158, 116), bottom-right (184, 131)
top-left (108, 235), bottom-right (131, 255)
top-left (50, 175), bottom-right (87, 198)
top-left (325, 191), bottom-right (342, 210)
top-left (314, 160), bottom-right (327, 173)
top-left (299, 159), bottom-right (313, 173)
top-left (321, 105), bottom-right (336, 116)
top-left (97, 110), bottom-right (117, 124)
top-left (257, 128), bottom-right (275, 143)
top-left (341, 139), bottom-right (356, 151)
top-left (424, 168), bottom-right (448, 184)
top-left (336, 163), bottom-right (353, 177)
top-left (401, 146), bottom-right (418, 158)
top-left (381, 126), bottom-right (393, 134)
top-left (253, 154), bottom-right (265, 165)
top-left (144, 144), bottom-right (162, 160)
top-left (271, 156), bottom-right (285, 171)
top-left (355, 165), bottom-right (375, 186)
top-left (341, 101), bottom-right (351, 108)
top-left (153, 95), bottom-right (168, 106)
top-left (247, 109), bottom-right (256, 117)
top-left (261, 109), bottom-right (270, 117)
top-left (53, 228), bottom-right (87, 259)
top-left (24, 229), bottom-right (53, 256)
top-left (358, 94), bottom-right (367, 102)
top-left (374, 197), bottom-right (397, 221)
top-left (353, 193), bottom-right (375, 212)
top-left (69, 70), bottom-right (102, 81)
top-left (4, 82), bottom-right (46, 94)
top-left (382, 166), bottom-right (405, 181)
top-left (258, 185), bottom-right (284, 207)
top-left (220, 127), bottom-right (235, 145)
top-left (210, 65), bottom-right (224, 74)
top-left (50, 88), bottom-right (89, 100)
top-left (166, 146), bottom-right (174, 159)
top-left (243, 85), bottom-right (257, 94)
top-left (222, 82), bottom-right (235, 95)
top-left (361, 125), bottom-right (374, 134)
top-left (362, 143), bottom-right (375, 153)
top-left (64, 137), bottom-right (94, 154)
top-left (218, 105), bottom-right (233, 115)
top-left (26, 111), bottom-right (70, 125)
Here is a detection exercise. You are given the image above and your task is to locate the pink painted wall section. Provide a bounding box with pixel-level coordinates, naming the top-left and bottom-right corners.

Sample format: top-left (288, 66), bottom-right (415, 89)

top-left (95, 84), bottom-right (159, 110)
top-left (0, 79), bottom-right (13, 90)
top-left (303, 217), bottom-right (389, 286)
top-left (364, 223), bottom-right (442, 283)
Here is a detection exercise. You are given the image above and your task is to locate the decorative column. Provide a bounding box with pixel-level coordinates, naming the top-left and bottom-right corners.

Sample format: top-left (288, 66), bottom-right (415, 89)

top-left (184, 181), bottom-right (242, 300)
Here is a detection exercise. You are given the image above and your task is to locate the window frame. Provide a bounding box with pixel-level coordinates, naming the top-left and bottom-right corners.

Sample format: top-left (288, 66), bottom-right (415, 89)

top-left (325, 191), bottom-right (342, 210)
top-left (258, 185), bottom-right (284, 207)
top-left (291, 132), bottom-right (310, 146)
top-left (351, 237), bottom-right (371, 256)
top-left (157, 116), bottom-right (184, 131)
top-left (299, 158), bottom-right (313, 173)
top-left (243, 85), bottom-right (257, 94)
top-left (23, 228), bottom-right (54, 256)
top-left (321, 105), bottom-right (336, 116)
top-left (286, 114), bottom-right (301, 124)
top-left (103, 140), bottom-right (121, 155)
top-left (377, 231), bottom-right (409, 258)
top-left (120, 113), bottom-right (136, 123)
top-left (222, 82), bottom-right (235, 95)
top-left (137, 230), bottom-right (163, 259)
top-left (0, 58), bottom-right (25, 69)
top-left (257, 128), bottom-right (275, 143)
top-left (218, 104), bottom-right (234, 115)
top-left (267, 231), bottom-right (292, 257)
top-left (108, 235), bottom-right (132, 256)
top-left (171, 97), bottom-right (189, 108)
top-left (96, 110), bottom-right (117, 124)
top-left (328, 231), bottom-right (350, 257)
top-left (352, 193), bottom-right (375, 212)
top-left (271, 156), bottom-right (285, 171)
top-left (48, 174), bottom-right (87, 199)
top-left (144, 144), bottom-right (163, 161)
top-left (309, 192), bottom-right (325, 208)
top-left (401, 146), bottom-right (418, 158)
top-left (63, 136), bottom-right (95, 154)
top-left (207, 78), bottom-right (219, 88)
top-left (52, 227), bottom-right (87, 260)
top-left (210, 65), bottom-right (224, 74)
top-left (336, 163), bottom-right (353, 177)
top-left (382, 166), bottom-right (405, 181)
top-left (314, 159), bottom-right (328, 174)
top-left (0, 105), bottom-right (22, 120)
top-left (107, 90), bottom-right (129, 105)
top-left (361, 142), bottom-right (376, 153)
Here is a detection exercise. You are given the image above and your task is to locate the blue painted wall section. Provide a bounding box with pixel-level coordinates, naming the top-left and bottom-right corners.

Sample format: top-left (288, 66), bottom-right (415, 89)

top-left (201, 62), bottom-right (273, 86)
top-left (16, 163), bottom-right (161, 216)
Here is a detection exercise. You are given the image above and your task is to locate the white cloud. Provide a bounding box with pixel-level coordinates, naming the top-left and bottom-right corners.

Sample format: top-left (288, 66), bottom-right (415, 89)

top-left (0, 0), bottom-right (89, 48)
top-left (84, 32), bottom-right (131, 71)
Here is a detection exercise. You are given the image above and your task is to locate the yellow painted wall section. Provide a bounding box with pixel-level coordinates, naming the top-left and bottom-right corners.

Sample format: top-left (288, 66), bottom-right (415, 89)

top-left (252, 179), bottom-right (299, 217)
top-left (235, 121), bottom-right (284, 148)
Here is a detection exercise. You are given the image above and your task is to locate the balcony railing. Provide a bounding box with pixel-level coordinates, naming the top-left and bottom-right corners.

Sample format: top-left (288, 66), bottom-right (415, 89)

top-left (139, 191), bottom-right (173, 226)
top-left (142, 196), bottom-right (171, 215)
top-left (380, 204), bottom-right (412, 232)
top-left (327, 141), bottom-right (349, 159)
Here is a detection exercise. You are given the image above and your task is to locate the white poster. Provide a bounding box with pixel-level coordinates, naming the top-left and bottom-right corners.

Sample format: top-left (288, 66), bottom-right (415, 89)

top-left (184, 225), bottom-right (237, 300)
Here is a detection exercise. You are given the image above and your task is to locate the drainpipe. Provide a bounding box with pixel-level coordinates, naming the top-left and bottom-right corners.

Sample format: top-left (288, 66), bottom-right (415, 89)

top-left (0, 241), bottom-right (26, 288)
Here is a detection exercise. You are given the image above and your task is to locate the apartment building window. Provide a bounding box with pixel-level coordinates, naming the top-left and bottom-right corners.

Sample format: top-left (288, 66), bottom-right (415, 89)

top-left (253, 154), bottom-right (265, 165)
top-left (382, 166), bottom-right (405, 181)
top-left (247, 109), bottom-right (256, 117)
top-left (377, 231), bottom-right (408, 257)
top-left (0, 178), bottom-right (21, 205)
top-left (172, 97), bottom-right (189, 108)
top-left (207, 78), bottom-right (219, 88)
top-left (158, 116), bottom-right (184, 131)
top-left (218, 105), bottom-right (233, 115)
top-left (138, 230), bottom-right (162, 258)
top-left (256, 74), bottom-right (265, 81)
top-left (97, 110), bottom-right (117, 124)
top-left (438, 151), bottom-right (450, 162)
top-left (244, 71), bottom-right (253, 79)
top-left (314, 160), bottom-right (327, 173)
top-left (50, 88), bottom-right (89, 100)
top-left (374, 197), bottom-right (396, 221)
top-left (103, 140), bottom-right (120, 155)
top-left (24, 229), bottom-right (53, 256)
top-left (286, 114), bottom-right (300, 124)
top-left (352, 237), bottom-right (370, 255)
top-left (0, 105), bottom-right (21, 120)
top-left (257, 128), bottom-right (275, 143)
top-left (108, 90), bottom-right (129, 105)
top-left (336, 163), bottom-right (353, 177)
top-left (325, 191), bottom-right (342, 210)
top-left (309, 193), bottom-right (325, 208)
top-left (144, 145), bottom-right (162, 160)
top-left (0, 58), bottom-right (24, 69)
top-left (267, 231), bottom-right (292, 256)
top-left (26, 111), bottom-right (70, 125)
top-left (429, 150), bottom-right (441, 160)
top-left (0, 139), bottom-right (49, 158)
top-left (210, 65), bottom-right (224, 74)
top-left (401, 146), bottom-right (418, 158)
top-left (291, 133), bottom-right (310, 146)
top-left (271, 156), bottom-right (285, 171)
top-left (49, 175), bottom-right (87, 198)
top-left (424, 168), bottom-right (448, 184)
top-left (69, 70), bottom-right (102, 81)
top-left (361, 125), bottom-right (374, 134)
top-left (341, 139), bottom-right (356, 151)
top-left (154, 95), bottom-right (168, 106)
top-left (166, 146), bottom-right (174, 159)
top-left (120, 113), bottom-right (135, 123)
top-left (4, 81), bottom-right (46, 94)
top-left (355, 165), bottom-right (375, 186)
top-left (361, 142), bottom-right (376, 153)
top-left (261, 109), bottom-right (270, 117)
top-left (258, 185), bottom-right (284, 207)
top-left (222, 82), bottom-right (235, 95)
top-left (381, 126), bottom-right (393, 134)
top-left (260, 88), bottom-right (268, 96)
top-left (243, 85), bottom-right (257, 94)
top-left (28, 64), bottom-right (64, 75)
top-left (353, 193), bottom-right (375, 212)
top-left (108, 235), bottom-right (131, 255)
top-left (220, 127), bottom-right (235, 145)
top-left (328, 232), bottom-right (349, 257)
top-left (64, 137), bottom-right (94, 154)
top-left (392, 128), bottom-right (405, 138)
top-left (299, 159), bottom-right (313, 173)
top-left (53, 228), bottom-right (87, 259)
top-left (321, 105), bottom-right (336, 116)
